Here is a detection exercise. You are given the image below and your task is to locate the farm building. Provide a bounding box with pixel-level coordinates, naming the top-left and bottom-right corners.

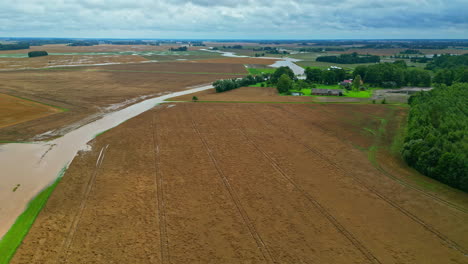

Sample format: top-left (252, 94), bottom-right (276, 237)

top-left (311, 89), bottom-right (343, 96)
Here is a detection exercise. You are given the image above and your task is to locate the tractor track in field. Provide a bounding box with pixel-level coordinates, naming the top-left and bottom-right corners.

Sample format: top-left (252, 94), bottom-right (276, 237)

top-left (55, 144), bottom-right (109, 264)
top-left (151, 111), bottom-right (170, 264)
top-left (186, 105), bottom-right (277, 264)
top-left (254, 105), bottom-right (468, 256)
top-left (220, 107), bottom-right (381, 264)
top-left (299, 104), bottom-right (468, 215)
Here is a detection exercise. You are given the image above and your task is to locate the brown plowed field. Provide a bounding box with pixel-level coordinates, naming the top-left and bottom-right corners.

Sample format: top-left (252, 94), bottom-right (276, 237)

top-left (0, 44), bottom-right (188, 54)
top-left (190, 57), bottom-right (279, 65)
top-left (12, 102), bottom-right (468, 264)
top-left (0, 93), bottom-right (62, 129)
top-left (0, 62), bottom-right (246, 141)
top-left (0, 55), bottom-right (149, 71)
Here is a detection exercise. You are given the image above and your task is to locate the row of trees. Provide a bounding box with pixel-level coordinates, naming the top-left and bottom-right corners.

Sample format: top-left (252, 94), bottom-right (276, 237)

top-left (304, 67), bottom-right (347, 85)
top-left (67, 41), bottom-right (96, 46)
top-left (353, 62), bottom-right (432, 87)
top-left (402, 83), bottom-right (468, 192)
top-left (223, 45), bottom-right (243, 49)
top-left (28, 51), bottom-right (48, 57)
top-left (426, 54), bottom-right (468, 71)
top-left (400, 49), bottom-right (422, 55)
top-left (316, 53), bottom-right (380, 64)
top-left (425, 54), bottom-right (468, 86)
top-left (212, 75), bottom-right (265, 93)
top-left (0, 42), bottom-right (30, 50)
top-left (169, 46), bottom-right (188, 51)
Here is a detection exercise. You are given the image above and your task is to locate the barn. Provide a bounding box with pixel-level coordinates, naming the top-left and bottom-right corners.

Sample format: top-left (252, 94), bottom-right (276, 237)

top-left (311, 89), bottom-right (344, 96)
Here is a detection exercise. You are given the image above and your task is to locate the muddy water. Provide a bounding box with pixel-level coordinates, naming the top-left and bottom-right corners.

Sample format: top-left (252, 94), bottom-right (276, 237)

top-left (0, 85), bottom-right (213, 239)
top-left (201, 49), bottom-right (305, 76)
top-left (269, 57), bottom-right (305, 76)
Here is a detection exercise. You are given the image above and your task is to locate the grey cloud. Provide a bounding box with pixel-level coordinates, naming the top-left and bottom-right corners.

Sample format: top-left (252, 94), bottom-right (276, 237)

top-left (0, 0), bottom-right (466, 38)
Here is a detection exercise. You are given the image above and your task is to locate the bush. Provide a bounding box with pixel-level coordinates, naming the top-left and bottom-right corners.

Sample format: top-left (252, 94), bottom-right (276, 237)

top-left (28, 51), bottom-right (48, 57)
top-left (212, 75), bottom-right (258, 93)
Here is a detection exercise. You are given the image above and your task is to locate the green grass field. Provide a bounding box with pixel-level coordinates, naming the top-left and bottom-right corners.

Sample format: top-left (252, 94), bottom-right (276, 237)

top-left (295, 60), bottom-right (378, 70)
top-left (0, 166), bottom-right (67, 264)
top-left (247, 68), bottom-right (276, 75)
top-left (290, 85), bottom-right (377, 98)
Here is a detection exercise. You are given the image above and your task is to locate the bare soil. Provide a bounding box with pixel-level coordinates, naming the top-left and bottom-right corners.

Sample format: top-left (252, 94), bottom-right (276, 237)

top-left (188, 57), bottom-right (279, 65)
top-left (0, 62), bottom-right (246, 141)
top-left (12, 102), bottom-right (468, 264)
top-left (0, 44), bottom-right (190, 55)
top-left (0, 93), bottom-right (62, 129)
top-left (0, 55), bottom-right (149, 71)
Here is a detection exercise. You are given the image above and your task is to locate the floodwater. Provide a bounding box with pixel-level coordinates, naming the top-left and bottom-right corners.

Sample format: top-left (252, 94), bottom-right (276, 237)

top-left (269, 57), bottom-right (305, 76)
top-left (202, 48), bottom-right (305, 76)
top-left (0, 85), bottom-right (213, 239)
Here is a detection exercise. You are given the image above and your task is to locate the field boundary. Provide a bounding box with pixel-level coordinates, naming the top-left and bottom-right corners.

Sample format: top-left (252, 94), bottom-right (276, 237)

top-left (0, 92), bottom-right (69, 112)
top-left (151, 112), bottom-right (170, 264)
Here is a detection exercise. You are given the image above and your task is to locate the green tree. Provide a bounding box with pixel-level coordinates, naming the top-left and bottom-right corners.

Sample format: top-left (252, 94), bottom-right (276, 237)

top-left (403, 83), bottom-right (468, 192)
top-left (276, 74), bottom-right (293, 94)
top-left (271, 66), bottom-right (295, 84)
top-left (305, 67), bottom-right (322, 83)
top-left (458, 69), bottom-right (468, 83)
top-left (192, 96), bottom-right (198, 102)
top-left (352, 75), bottom-right (362, 91)
top-left (321, 70), bottom-right (337, 85)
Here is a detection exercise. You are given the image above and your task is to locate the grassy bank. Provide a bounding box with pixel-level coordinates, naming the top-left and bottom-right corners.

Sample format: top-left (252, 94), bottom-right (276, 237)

top-left (0, 166), bottom-right (67, 264)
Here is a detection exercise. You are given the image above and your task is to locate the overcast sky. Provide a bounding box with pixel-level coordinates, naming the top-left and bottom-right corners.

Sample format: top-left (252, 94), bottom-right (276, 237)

top-left (1, 0), bottom-right (467, 39)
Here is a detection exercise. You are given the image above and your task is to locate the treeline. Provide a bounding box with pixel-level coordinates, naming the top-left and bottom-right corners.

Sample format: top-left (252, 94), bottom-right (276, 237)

top-left (305, 67), bottom-right (347, 85)
top-left (400, 49), bottom-right (422, 54)
top-left (169, 46), bottom-right (188, 51)
top-left (253, 47), bottom-right (289, 55)
top-left (28, 51), bottom-right (48, 57)
top-left (316, 53), bottom-right (380, 64)
top-left (0, 42), bottom-right (30, 50)
top-left (299, 47), bottom-right (346, 52)
top-left (191, 42), bottom-right (205, 46)
top-left (428, 54), bottom-right (468, 86)
top-left (67, 41), bottom-right (98, 46)
top-left (222, 45), bottom-right (243, 49)
top-left (213, 75), bottom-right (266, 93)
top-left (305, 40), bottom-right (468, 49)
top-left (353, 61), bottom-right (431, 87)
top-left (402, 83), bottom-right (468, 192)
top-left (426, 54), bottom-right (468, 71)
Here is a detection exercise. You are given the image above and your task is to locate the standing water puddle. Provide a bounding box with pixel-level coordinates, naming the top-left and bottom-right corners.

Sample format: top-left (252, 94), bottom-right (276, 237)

top-left (0, 85), bottom-right (213, 238)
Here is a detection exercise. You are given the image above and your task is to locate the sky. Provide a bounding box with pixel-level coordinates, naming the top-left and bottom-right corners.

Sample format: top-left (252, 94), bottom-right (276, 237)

top-left (1, 0), bottom-right (467, 39)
